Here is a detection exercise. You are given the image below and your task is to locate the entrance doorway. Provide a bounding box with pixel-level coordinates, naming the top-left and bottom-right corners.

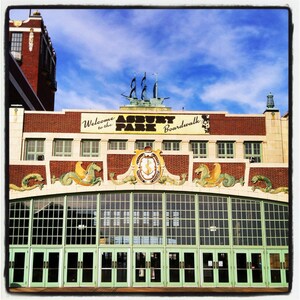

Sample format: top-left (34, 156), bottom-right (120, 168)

top-left (166, 250), bottom-right (197, 287)
top-left (267, 250), bottom-right (289, 287)
top-left (200, 249), bottom-right (231, 286)
top-left (64, 249), bottom-right (96, 286)
top-left (99, 249), bottom-right (129, 287)
top-left (30, 249), bottom-right (60, 287)
top-left (133, 249), bottom-right (163, 286)
top-left (234, 250), bottom-right (265, 287)
top-left (9, 249), bottom-right (29, 287)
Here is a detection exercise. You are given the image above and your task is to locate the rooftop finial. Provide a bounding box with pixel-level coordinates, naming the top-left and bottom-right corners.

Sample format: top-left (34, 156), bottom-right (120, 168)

top-left (266, 92), bottom-right (275, 109)
top-left (264, 92), bottom-right (279, 114)
top-left (33, 10), bottom-right (41, 16)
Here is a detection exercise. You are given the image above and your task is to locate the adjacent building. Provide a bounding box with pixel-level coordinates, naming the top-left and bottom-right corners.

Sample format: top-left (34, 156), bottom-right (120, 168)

top-left (8, 10), bottom-right (56, 111)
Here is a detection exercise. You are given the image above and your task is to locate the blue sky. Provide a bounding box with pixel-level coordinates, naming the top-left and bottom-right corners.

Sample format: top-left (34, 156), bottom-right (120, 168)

top-left (9, 8), bottom-right (289, 114)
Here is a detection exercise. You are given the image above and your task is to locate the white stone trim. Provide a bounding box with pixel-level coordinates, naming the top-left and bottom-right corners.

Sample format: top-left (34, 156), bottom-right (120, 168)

top-left (9, 27), bottom-right (42, 32)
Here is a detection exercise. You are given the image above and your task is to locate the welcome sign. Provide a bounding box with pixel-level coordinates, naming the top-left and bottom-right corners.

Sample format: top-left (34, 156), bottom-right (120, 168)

top-left (81, 113), bottom-right (210, 135)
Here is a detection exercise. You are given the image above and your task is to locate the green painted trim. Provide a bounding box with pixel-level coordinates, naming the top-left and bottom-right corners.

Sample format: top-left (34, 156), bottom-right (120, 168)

top-left (195, 194), bottom-right (200, 246)
top-left (129, 192), bottom-right (134, 246)
top-left (28, 198), bottom-right (33, 246)
top-left (96, 193), bottom-right (100, 247)
top-left (162, 192), bottom-right (166, 247)
top-left (261, 201), bottom-right (267, 247)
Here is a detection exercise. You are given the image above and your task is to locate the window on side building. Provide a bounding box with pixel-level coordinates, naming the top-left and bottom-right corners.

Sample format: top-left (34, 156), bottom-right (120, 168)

top-left (25, 139), bottom-right (45, 160)
top-left (108, 140), bottom-right (127, 150)
top-left (135, 140), bottom-right (154, 150)
top-left (53, 139), bottom-right (72, 157)
top-left (162, 140), bottom-right (180, 151)
top-left (190, 141), bottom-right (208, 158)
top-left (217, 141), bottom-right (234, 159)
top-left (244, 141), bottom-right (262, 162)
top-left (81, 140), bottom-right (100, 157)
top-left (10, 32), bottom-right (23, 60)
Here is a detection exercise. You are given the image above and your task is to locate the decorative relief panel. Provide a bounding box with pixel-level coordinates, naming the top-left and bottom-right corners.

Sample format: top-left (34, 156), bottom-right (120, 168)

top-left (193, 163), bottom-right (244, 187)
top-left (109, 147), bottom-right (186, 185)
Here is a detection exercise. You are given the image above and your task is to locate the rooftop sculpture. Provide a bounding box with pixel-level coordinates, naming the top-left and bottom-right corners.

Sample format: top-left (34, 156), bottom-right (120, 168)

top-left (122, 72), bottom-right (169, 107)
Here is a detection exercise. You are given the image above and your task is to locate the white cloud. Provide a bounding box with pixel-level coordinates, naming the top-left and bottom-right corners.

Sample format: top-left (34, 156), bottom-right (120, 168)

top-left (55, 88), bottom-right (123, 111)
top-left (200, 61), bottom-right (287, 113)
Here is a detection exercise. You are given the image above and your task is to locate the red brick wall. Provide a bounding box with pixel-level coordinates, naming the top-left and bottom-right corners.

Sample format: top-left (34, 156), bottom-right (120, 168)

top-left (192, 162), bottom-right (245, 181)
top-left (249, 167), bottom-right (289, 189)
top-left (50, 161), bottom-right (103, 179)
top-left (9, 165), bottom-right (46, 186)
top-left (209, 114), bottom-right (266, 135)
top-left (163, 155), bottom-right (189, 179)
top-left (19, 30), bottom-right (41, 94)
top-left (107, 154), bottom-right (133, 179)
top-left (24, 112), bottom-right (81, 132)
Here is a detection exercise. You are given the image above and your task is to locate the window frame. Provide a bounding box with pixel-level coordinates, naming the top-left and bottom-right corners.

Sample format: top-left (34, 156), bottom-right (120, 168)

top-left (53, 139), bottom-right (72, 157)
top-left (135, 140), bottom-right (154, 150)
top-left (190, 141), bottom-right (208, 158)
top-left (244, 141), bottom-right (262, 162)
top-left (108, 140), bottom-right (127, 150)
top-left (81, 139), bottom-right (100, 157)
top-left (24, 138), bottom-right (45, 161)
top-left (217, 141), bottom-right (235, 159)
top-left (162, 140), bottom-right (181, 151)
top-left (10, 32), bottom-right (23, 53)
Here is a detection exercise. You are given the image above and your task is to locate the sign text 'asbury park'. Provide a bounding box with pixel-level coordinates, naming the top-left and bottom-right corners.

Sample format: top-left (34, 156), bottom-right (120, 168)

top-left (81, 113), bottom-right (210, 135)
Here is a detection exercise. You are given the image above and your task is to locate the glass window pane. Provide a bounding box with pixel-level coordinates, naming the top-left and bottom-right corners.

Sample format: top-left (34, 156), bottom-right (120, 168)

top-left (133, 193), bottom-right (163, 245)
top-left (100, 193), bottom-right (130, 245)
top-left (190, 141), bottom-right (207, 158)
top-left (9, 201), bottom-right (31, 245)
top-left (109, 140), bottom-right (127, 150)
top-left (82, 140), bottom-right (99, 157)
top-left (232, 198), bottom-right (262, 246)
top-left (54, 139), bottom-right (72, 156)
top-left (11, 32), bottom-right (23, 52)
top-left (25, 139), bottom-right (45, 160)
top-left (199, 195), bottom-right (229, 246)
top-left (66, 194), bottom-right (97, 245)
top-left (264, 202), bottom-right (289, 246)
top-left (166, 194), bottom-right (195, 245)
top-left (32, 197), bottom-right (64, 245)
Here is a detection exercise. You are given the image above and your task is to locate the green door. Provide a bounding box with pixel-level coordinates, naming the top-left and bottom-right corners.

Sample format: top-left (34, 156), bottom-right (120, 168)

top-left (201, 249), bottom-right (231, 287)
top-left (234, 249), bottom-right (266, 287)
top-left (100, 249), bottom-right (129, 287)
top-left (133, 249), bottom-right (163, 287)
top-left (267, 250), bottom-right (289, 287)
top-left (30, 249), bottom-right (61, 287)
top-left (9, 249), bottom-right (29, 287)
top-left (64, 249), bottom-right (97, 287)
top-left (166, 249), bottom-right (198, 287)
